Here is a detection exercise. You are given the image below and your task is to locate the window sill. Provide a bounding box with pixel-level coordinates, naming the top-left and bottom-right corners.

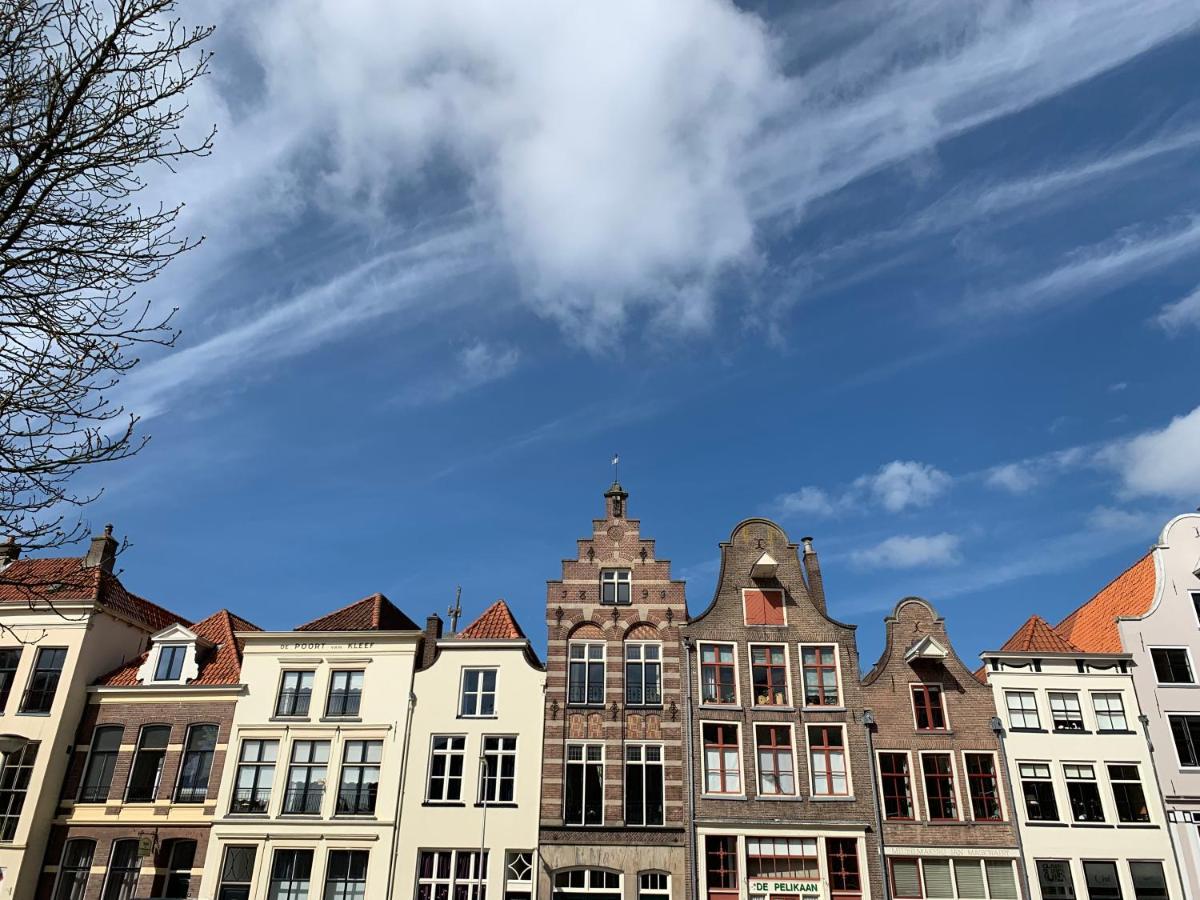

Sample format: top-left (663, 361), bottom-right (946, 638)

top-left (279, 813), bottom-right (324, 819)
top-left (925, 819), bottom-right (968, 826)
top-left (756, 795), bottom-right (802, 801)
top-left (625, 704), bottom-right (664, 710)
top-left (226, 812), bottom-right (271, 819)
top-left (1051, 729), bottom-right (1092, 735)
top-left (16, 711), bottom-right (51, 717)
top-left (1024, 821), bottom-right (1068, 827)
top-left (1155, 683), bottom-right (1200, 688)
top-left (423, 801), bottom-right (466, 807)
top-left (802, 706), bottom-right (847, 713)
top-left (753, 706), bottom-right (796, 713)
top-left (1115, 822), bottom-right (1159, 828)
top-left (914, 729), bottom-right (953, 736)
top-left (320, 716), bottom-right (362, 723)
top-left (1068, 822), bottom-right (1113, 828)
top-left (269, 716), bottom-right (311, 723)
top-left (474, 802), bottom-right (518, 808)
top-left (809, 795), bottom-right (855, 802)
top-left (333, 814), bottom-right (377, 820)
top-left (457, 715), bottom-right (499, 720)
top-left (1096, 729), bottom-right (1138, 735)
top-left (1008, 727), bottom-right (1047, 734)
top-left (701, 793), bottom-right (746, 801)
top-left (699, 705), bottom-right (742, 712)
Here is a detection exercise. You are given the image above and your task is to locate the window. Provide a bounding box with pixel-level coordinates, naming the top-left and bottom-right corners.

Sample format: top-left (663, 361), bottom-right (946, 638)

top-left (79, 725), bottom-right (122, 802)
top-left (1082, 861), bottom-right (1121, 900)
top-left (275, 670), bottom-right (314, 717)
top-left (175, 723), bottom-right (218, 802)
top-left (1169, 714), bottom-right (1200, 767)
top-left (0, 648), bottom-right (21, 710)
top-left (985, 861), bottom-right (1019, 900)
top-left (891, 859), bottom-right (1016, 900)
top-left (217, 846), bottom-right (258, 900)
top-left (1064, 764), bottom-right (1105, 822)
top-left (1093, 693), bottom-right (1128, 732)
top-left (461, 669), bottom-right (497, 717)
top-left (428, 735), bottom-right (465, 803)
top-left (754, 725), bottom-right (795, 796)
top-left (746, 836), bottom-right (818, 881)
top-left (568, 643), bottom-right (605, 706)
top-left (1130, 861), bottom-right (1168, 900)
top-left (1108, 765), bottom-right (1150, 823)
top-left (750, 645), bottom-right (788, 707)
top-left (879, 752), bottom-right (913, 819)
top-left (481, 735), bottom-right (518, 804)
top-left (0, 741), bottom-right (36, 841)
top-left (552, 868), bottom-right (619, 900)
top-left (324, 850), bottom-right (369, 900)
top-left (703, 723), bottom-right (742, 794)
top-left (283, 739), bottom-right (329, 814)
top-left (965, 753), bottom-right (1003, 821)
top-left (601, 569), bottom-right (632, 605)
top-left (20, 645), bottom-right (66, 713)
top-left (626, 644), bottom-right (662, 706)
top-left (338, 739), bottom-right (382, 814)
top-left (911, 685), bottom-right (947, 731)
top-left (809, 725), bottom-right (849, 796)
top-left (231, 738), bottom-right (277, 813)
top-left (826, 838), bottom-right (862, 899)
top-left (1035, 860), bottom-right (1076, 900)
top-left (705, 836), bottom-right (739, 900)
top-left (922, 752), bottom-right (957, 820)
top-left (1049, 693), bottom-right (1086, 732)
top-left (801, 644), bottom-right (839, 707)
top-left (699, 643), bottom-right (737, 705)
top-left (625, 743), bottom-right (664, 825)
top-left (1019, 762), bottom-right (1059, 821)
top-left (1151, 648), bottom-right (1193, 684)
top-left (1006, 691), bottom-right (1040, 730)
top-left (418, 851), bottom-right (488, 900)
top-left (922, 859), bottom-right (953, 899)
top-left (53, 839), bottom-right (95, 900)
top-left (327, 670), bottom-right (364, 717)
top-left (155, 839), bottom-right (197, 899)
top-left (743, 588), bottom-right (785, 626)
top-left (155, 644), bottom-right (187, 681)
top-left (505, 851), bottom-right (534, 900)
top-left (102, 839), bottom-right (142, 900)
top-left (1193, 592), bottom-right (1200, 625)
top-left (269, 849), bottom-right (313, 900)
top-left (890, 859), bottom-right (922, 899)
top-left (564, 743), bottom-right (603, 825)
top-left (126, 724), bottom-right (170, 801)
top-left (638, 872), bottom-right (670, 900)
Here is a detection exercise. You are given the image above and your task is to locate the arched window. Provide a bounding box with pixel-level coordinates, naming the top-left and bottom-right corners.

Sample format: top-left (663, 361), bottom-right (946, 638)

top-left (553, 869), bottom-right (622, 900)
top-left (175, 723), bottom-right (218, 802)
top-left (101, 838), bottom-right (142, 900)
top-left (126, 724), bottom-right (170, 801)
top-left (638, 872), bottom-right (671, 900)
top-left (79, 725), bottom-right (122, 802)
top-left (53, 839), bottom-right (95, 900)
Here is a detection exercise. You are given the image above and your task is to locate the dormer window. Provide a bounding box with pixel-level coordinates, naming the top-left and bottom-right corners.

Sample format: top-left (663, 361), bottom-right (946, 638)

top-left (155, 645), bottom-right (187, 682)
top-left (601, 570), bottom-right (631, 605)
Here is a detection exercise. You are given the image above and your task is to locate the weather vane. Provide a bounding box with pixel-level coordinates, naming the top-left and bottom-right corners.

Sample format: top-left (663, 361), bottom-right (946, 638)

top-left (611, 453), bottom-right (619, 482)
top-left (447, 585), bottom-right (462, 634)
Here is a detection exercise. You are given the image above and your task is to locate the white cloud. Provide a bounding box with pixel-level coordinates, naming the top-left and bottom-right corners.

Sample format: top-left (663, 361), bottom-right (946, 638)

top-left (986, 462), bottom-right (1038, 494)
top-left (1154, 284), bottom-right (1200, 334)
top-left (856, 460), bottom-right (952, 512)
top-left (775, 486), bottom-right (838, 518)
top-left (850, 533), bottom-right (963, 569)
top-left (1099, 404), bottom-right (1200, 499)
top-left (396, 341), bottom-right (521, 408)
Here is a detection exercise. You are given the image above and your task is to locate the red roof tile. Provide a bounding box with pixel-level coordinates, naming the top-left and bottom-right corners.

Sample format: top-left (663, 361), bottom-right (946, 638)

top-left (96, 609), bottom-right (262, 687)
top-left (295, 593), bottom-right (419, 632)
top-left (1054, 552), bottom-right (1156, 653)
top-left (999, 615), bottom-right (1082, 653)
top-left (457, 600), bottom-right (526, 640)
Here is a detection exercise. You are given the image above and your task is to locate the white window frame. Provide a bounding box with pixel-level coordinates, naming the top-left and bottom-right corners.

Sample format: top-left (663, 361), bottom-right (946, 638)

top-left (553, 868), bottom-right (623, 897)
top-left (479, 735), bottom-right (518, 804)
top-left (426, 734), bottom-right (466, 804)
top-left (1062, 761), bottom-right (1107, 824)
top-left (624, 742), bottom-right (665, 826)
top-left (417, 849), bottom-right (488, 900)
top-left (1047, 692), bottom-right (1086, 732)
top-left (504, 851), bottom-right (534, 898)
top-left (751, 721), bottom-right (798, 798)
top-left (637, 871), bottom-right (671, 900)
top-left (696, 641), bottom-right (740, 708)
top-left (700, 719), bottom-right (745, 798)
top-left (459, 667), bottom-right (498, 718)
top-left (1105, 761), bottom-right (1152, 825)
top-left (962, 749), bottom-right (1007, 822)
top-left (798, 642), bottom-right (843, 709)
top-left (567, 641), bottom-right (607, 707)
top-left (1018, 761), bottom-right (1061, 823)
top-left (740, 587), bottom-right (787, 627)
top-left (1191, 591), bottom-right (1200, 626)
top-left (564, 742), bottom-right (605, 826)
top-left (1005, 690), bottom-right (1041, 730)
top-left (807, 722), bottom-right (853, 798)
top-left (747, 642), bottom-right (791, 708)
top-left (625, 641), bottom-right (663, 707)
top-left (1149, 645), bottom-right (1196, 686)
top-left (917, 749), bottom-right (963, 822)
top-left (909, 682), bottom-right (950, 731)
top-left (600, 569), bottom-right (632, 605)
top-left (152, 643), bottom-right (188, 682)
top-left (1168, 713), bottom-right (1200, 770)
top-left (1090, 691), bottom-right (1129, 733)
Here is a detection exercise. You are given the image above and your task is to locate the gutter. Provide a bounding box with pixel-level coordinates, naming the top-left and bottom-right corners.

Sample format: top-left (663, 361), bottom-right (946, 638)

top-left (683, 636), bottom-right (699, 900)
top-left (990, 717), bottom-right (1033, 900)
top-left (386, 669), bottom-right (420, 897)
top-left (861, 710), bottom-right (890, 900)
top-left (1139, 713), bottom-right (1189, 898)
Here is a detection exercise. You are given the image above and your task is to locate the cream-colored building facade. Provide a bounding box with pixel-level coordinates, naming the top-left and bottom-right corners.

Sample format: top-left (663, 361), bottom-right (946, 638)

top-left (393, 600), bottom-right (545, 900)
top-left (982, 628), bottom-right (1184, 900)
top-left (199, 594), bottom-right (422, 900)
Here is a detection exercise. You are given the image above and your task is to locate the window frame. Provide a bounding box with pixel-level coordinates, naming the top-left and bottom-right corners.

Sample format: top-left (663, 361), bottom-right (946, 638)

top-left (567, 641), bottom-right (607, 707)
top-left (153, 644), bottom-right (188, 682)
top-left (274, 669), bottom-right (315, 718)
top-left (1019, 761), bottom-right (1061, 822)
top-left (910, 683), bottom-right (949, 732)
top-left (0, 740), bottom-right (36, 842)
top-left (78, 724), bottom-right (123, 803)
top-left (269, 847), bottom-right (314, 900)
top-left (918, 750), bottom-right (961, 822)
top-left (174, 722), bottom-right (219, 803)
top-left (741, 587), bottom-right (786, 627)
top-left (877, 749), bottom-right (915, 821)
top-left (125, 723), bottom-right (171, 802)
top-left (624, 742), bottom-right (665, 826)
top-left (52, 838), bottom-right (96, 900)
top-left (1063, 762), bottom-right (1106, 824)
top-left (326, 669), bottom-right (365, 718)
top-left (748, 642), bottom-right (790, 708)
top-left (563, 742), bottom-right (605, 826)
top-left (704, 835), bottom-right (739, 900)
top-left (799, 642), bottom-right (842, 708)
top-left (964, 750), bottom-right (1005, 822)
top-left (625, 642), bottom-right (663, 707)
top-left (19, 645), bottom-right (67, 714)
top-left (701, 721), bottom-right (744, 797)
top-left (1149, 646), bottom-right (1195, 685)
top-left (216, 844), bottom-right (258, 900)
top-left (1034, 859), bottom-right (1076, 900)
top-left (459, 667), bottom-right (498, 718)
top-left (0, 647), bottom-right (21, 712)
top-left (637, 871), bottom-right (671, 900)
top-left (230, 737), bottom-right (278, 815)
top-left (1128, 860), bottom-right (1168, 900)
top-left (1048, 691), bottom-right (1087, 733)
top-left (282, 738), bottom-right (330, 815)
top-left (808, 723), bottom-right (852, 798)
top-left (697, 642), bottom-right (740, 707)
top-left (480, 734), bottom-right (518, 805)
top-left (156, 838), bottom-right (198, 899)
top-left (1081, 860), bottom-right (1122, 900)
top-left (1005, 690), bottom-right (1042, 731)
top-left (1107, 763), bottom-right (1151, 824)
top-left (600, 569), bottom-right (633, 605)
top-left (101, 837), bottom-right (143, 900)
top-left (1169, 713), bottom-right (1200, 769)
top-left (337, 738), bottom-right (383, 815)
top-left (1091, 691), bottom-right (1129, 733)
top-left (752, 722), bottom-right (797, 798)
top-left (426, 734), bottom-right (467, 804)
top-left (323, 848), bottom-right (369, 900)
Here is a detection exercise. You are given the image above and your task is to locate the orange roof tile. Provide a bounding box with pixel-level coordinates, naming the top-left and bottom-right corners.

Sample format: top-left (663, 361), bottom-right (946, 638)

top-left (457, 600), bottom-right (527, 640)
top-left (1055, 552), bottom-right (1156, 653)
top-left (295, 593), bottom-right (419, 632)
top-left (999, 615), bottom-right (1082, 653)
top-left (96, 609), bottom-right (262, 687)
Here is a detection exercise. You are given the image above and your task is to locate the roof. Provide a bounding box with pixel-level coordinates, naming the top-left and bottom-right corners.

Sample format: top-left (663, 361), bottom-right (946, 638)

top-left (1054, 552), bottom-right (1156, 653)
top-left (295, 592), bottom-right (419, 632)
top-left (96, 609), bottom-right (263, 687)
top-left (0, 557), bottom-right (184, 633)
top-left (999, 615), bottom-right (1083, 653)
top-left (457, 600), bottom-right (526, 641)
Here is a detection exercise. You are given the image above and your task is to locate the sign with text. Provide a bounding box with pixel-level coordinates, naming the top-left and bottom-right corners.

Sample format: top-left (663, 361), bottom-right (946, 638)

top-left (748, 880), bottom-right (821, 897)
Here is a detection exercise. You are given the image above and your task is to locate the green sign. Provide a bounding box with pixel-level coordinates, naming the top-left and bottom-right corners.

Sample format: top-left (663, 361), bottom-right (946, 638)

top-left (748, 880), bottom-right (821, 895)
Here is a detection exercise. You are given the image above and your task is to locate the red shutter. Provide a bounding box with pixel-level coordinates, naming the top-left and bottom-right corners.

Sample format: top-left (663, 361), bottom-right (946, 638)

top-left (763, 590), bottom-right (784, 625)
top-left (743, 590), bottom-right (765, 625)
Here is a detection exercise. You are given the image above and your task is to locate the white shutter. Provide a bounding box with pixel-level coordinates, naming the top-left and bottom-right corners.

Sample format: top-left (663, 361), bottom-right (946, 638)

top-left (890, 859), bottom-right (922, 898)
top-left (985, 861), bottom-right (1018, 900)
top-left (923, 859), bottom-right (954, 899)
top-left (952, 860), bottom-right (985, 898)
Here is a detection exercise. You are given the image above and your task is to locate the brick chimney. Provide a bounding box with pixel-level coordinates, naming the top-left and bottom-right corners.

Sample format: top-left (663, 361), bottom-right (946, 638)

top-left (802, 536), bottom-right (826, 613)
top-left (83, 524), bottom-right (118, 572)
top-left (421, 614), bottom-right (444, 670)
top-left (0, 537), bottom-right (19, 569)
top-left (604, 482), bottom-right (628, 520)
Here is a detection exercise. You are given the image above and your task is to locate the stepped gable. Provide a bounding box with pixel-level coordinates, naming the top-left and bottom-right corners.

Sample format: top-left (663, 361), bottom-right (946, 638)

top-left (96, 609), bottom-right (263, 686)
top-left (295, 592), bottom-right (420, 631)
top-left (458, 599), bottom-right (526, 640)
top-left (1054, 551), bottom-right (1155, 653)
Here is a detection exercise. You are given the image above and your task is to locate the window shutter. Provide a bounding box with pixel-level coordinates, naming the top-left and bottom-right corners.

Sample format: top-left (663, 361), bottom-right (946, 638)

top-left (952, 860), bottom-right (985, 898)
top-left (985, 861), bottom-right (1018, 900)
top-left (890, 860), bottom-right (921, 898)
top-left (922, 859), bottom-right (953, 899)
top-left (763, 590), bottom-right (784, 625)
top-left (743, 591), bottom-right (765, 625)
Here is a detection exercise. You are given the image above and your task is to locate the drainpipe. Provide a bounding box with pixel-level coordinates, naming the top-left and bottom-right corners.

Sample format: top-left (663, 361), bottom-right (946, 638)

top-left (990, 717), bottom-right (1032, 900)
top-left (861, 710), bottom-right (890, 900)
top-left (386, 683), bottom-right (420, 898)
top-left (683, 636), bottom-right (699, 900)
top-left (478, 754), bottom-right (490, 900)
top-left (1139, 713), bottom-right (1188, 897)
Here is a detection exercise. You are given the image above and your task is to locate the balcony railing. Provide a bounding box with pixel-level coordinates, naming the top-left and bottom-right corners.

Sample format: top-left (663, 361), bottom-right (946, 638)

top-left (274, 689), bottom-right (312, 717)
top-left (336, 784), bottom-right (377, 815)
top-left (326, 690), bottom-right (361, 717)
top-left (175, 783), bottom-right (208, 803)
top-left (78, 784), bottom-right (110, 803)
top-left (282, 785), bottom-right (324, 815)
top-left (229, 787), bottom-right (272, 814)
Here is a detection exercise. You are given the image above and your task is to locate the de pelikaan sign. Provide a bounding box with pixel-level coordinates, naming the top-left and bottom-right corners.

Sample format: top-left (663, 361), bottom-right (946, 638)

top-left (747, 880), bottom-right (821, 896)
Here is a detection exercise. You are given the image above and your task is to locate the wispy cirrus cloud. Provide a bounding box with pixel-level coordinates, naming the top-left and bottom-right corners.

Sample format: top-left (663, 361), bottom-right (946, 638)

top-left (395, 340), bottom-right (522, 408)
top-left (1154, 283), bottom-right (1200, 333)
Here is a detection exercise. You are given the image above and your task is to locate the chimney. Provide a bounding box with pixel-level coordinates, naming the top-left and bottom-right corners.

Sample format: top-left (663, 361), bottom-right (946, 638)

top-left (802, 536), bottom-right (826, 613)
top-left (0, 537), bottom-right (19, 569)
top-left (421, 614), bottom-right (444, 670)
top-left (83, 524), bottom-right (118, 572)
top-left (604, 482), bottom-right (628, 520)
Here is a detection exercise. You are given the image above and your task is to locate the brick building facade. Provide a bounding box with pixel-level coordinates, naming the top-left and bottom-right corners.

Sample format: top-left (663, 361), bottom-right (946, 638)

top-left (682, 518), bottom-right (880, 900)
top-left (861, 598), bottom-right (1022, 899)
top-left (538, 483), bottom-right (690, 900)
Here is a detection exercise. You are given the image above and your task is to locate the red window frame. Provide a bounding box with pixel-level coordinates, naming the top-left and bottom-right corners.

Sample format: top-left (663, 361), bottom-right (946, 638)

top-left (705, 835), bottom-right (738, 900)
top-left (699, 644), bottom-right (737, 705)
top-left (825, 838), bottom-right (862, 900)
top-left (911, 684), bottom-right (947, 731)
top-left (750, 645), bottom-right (788, 707)
top-left (746, 838), bottom-right (817, 881)
top-left (703, 723), bottom-right (741, 794)
top-left (801, 645), bottom-right (839, 707)
top-left (889, 858), bottom-right (922, 899)
top-left (878, 752), bottom-right (913, 820)
top-left (754, 724), bottom-right (795, 796)
top-left (965, 753), bottom-right (1003, 821)
top-left (808, 725), bottom-right (848, 796)
top-left (922, 753), bottom-right (957, 821)
top-left (743, 589), bottom-right (784, 626)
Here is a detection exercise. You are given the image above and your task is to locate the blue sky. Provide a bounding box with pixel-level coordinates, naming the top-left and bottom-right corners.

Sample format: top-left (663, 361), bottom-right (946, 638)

top-left (80, 0), bottom-right (1200, 665)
